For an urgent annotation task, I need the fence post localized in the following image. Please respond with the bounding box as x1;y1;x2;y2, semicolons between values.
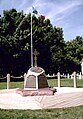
7;74;10;89
73;72;77;88
57;72;61;87
67;73;70;79
79;72;82;79
24;73;26;88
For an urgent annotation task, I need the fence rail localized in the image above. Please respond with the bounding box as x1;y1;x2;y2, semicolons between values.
0;76;7;80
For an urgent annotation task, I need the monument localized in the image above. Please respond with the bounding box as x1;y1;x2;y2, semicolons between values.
16;49;56;96
24;67;48;89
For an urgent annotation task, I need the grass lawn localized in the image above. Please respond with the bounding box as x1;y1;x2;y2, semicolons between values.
0;106;83;119
0;81;24;89
48;78;83;88
0;78;83;119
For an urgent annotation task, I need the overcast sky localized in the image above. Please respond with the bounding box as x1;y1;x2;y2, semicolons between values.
0;0;83;41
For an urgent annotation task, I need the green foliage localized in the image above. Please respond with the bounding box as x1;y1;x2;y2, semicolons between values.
0;8;83;75
65;36;83;73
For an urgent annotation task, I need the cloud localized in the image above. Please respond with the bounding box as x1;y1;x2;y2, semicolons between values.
48;0;83;23
0;0;34;15
24;0;83;27
64;26;83;41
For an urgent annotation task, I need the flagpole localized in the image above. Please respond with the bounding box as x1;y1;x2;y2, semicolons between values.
31;11;33;67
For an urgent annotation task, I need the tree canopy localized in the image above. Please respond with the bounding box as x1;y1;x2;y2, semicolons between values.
0;8;83;76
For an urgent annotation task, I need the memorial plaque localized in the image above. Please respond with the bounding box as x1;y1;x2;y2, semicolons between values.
38;74;48;88
25;75;36;88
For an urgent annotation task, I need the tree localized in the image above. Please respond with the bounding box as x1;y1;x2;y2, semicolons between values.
0;8;82;76
65;36;83;73
50;27;66;73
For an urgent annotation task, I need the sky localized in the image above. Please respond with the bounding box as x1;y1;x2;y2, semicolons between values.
0;0;83;41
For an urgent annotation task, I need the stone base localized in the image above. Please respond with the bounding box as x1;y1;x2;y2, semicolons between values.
16;88;56;96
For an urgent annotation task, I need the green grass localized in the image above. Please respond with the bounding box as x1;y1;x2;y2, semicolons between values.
0;106;83;119
0;79;83;89
48;78;83;88
0;82;24;89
